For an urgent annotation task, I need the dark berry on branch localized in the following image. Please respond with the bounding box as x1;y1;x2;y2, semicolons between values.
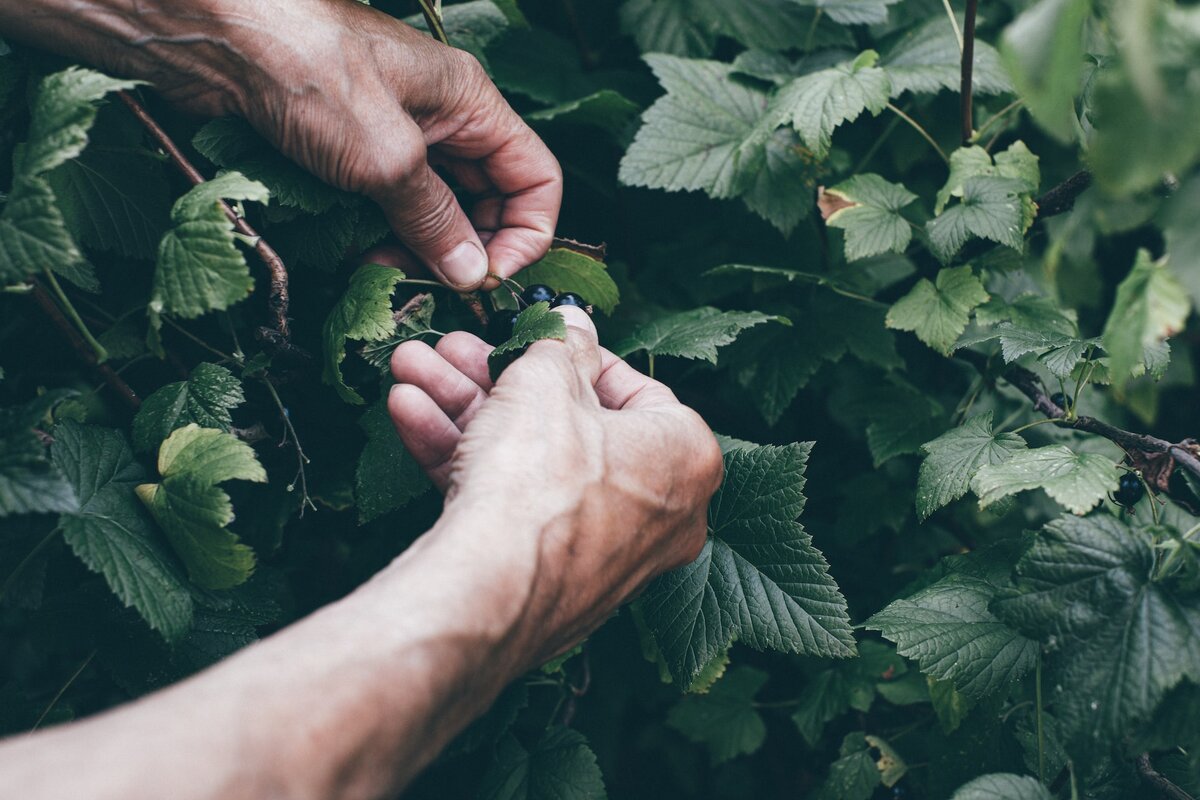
487;309;519;346
520;284;555;306
1050;392;1070;411
551;292;587;309
1115;472;1145;508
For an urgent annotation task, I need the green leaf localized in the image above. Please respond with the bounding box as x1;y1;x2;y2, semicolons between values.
808;0;901;26
792;641;908;744
1101;249;1190;390
322;263;407;404
136;425;266;590
46;145;170;260
618;0;818;58
916;412;1027;521
951;773;1053;800
928;676;972;733
1000;0;1092;142
667;666;767;763
614;307;779;364
618;56;772;201
972;445;1120;515
526;90;641;140
935;143;1040;215
359;293;437;371
355;399;429;524
740;127;818;235
773;50;891;159
0;395;79;517
488;301;569;382
812;733;881;800
477;726;606;800
151;171;270;319
22;67;140;177
0;174;86;286
994;514;1200;757
640;444;855;685
515;248;620;314
882;16;1012;97
886;266;990;354
927;177;1027;263
822;174;917;261
863;383;945;467
132;363;245;453
867;574;1038;699
52;421;192;640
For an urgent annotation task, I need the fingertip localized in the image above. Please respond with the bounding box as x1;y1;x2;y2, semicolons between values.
390;339;436;382
554;305;597;339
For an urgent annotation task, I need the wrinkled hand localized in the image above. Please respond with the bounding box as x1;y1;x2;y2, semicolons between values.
387;308;724;665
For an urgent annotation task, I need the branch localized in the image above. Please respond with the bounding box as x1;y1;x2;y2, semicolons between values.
1136;753;1196;800
30;283;141;410
117;91;304;361
1036;170;1093;218
960;0;978;145
956;349;1200;494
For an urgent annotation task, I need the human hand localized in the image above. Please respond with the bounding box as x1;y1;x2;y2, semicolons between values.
386;308;724;666
2;0;561;290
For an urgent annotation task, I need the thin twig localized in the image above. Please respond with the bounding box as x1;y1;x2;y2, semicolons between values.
32;650;96;730
887;103;950;164
30;283;140;409
960;0;979;145
261;378;315;514
1136;753;1196;800
416;0;449;46
117;91;296;351
974;99;1025;144
941;0;964;51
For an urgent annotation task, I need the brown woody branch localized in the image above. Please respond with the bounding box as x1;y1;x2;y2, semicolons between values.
956;349;1200;493
30;283;141;410
960;0;979;145
117;91;300;357
1136;753;1196;800
1037;170;1093;219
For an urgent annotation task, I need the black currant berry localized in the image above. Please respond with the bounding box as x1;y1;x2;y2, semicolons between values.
1114;472;1145;508
550;292;587;309
1050;392;1070;412
892;784;911;799
520;284;555;306
486;309;519;346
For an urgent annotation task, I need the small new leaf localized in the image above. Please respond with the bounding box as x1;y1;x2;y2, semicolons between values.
917;412;1027;520
322;263;407;404
927;176;1027;263
488;302;567;382
136;425;267;590
972;445;1120;515
133;363;245;453
886;266;989;354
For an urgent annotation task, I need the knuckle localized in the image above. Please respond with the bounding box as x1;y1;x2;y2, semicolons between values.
365;139;427;196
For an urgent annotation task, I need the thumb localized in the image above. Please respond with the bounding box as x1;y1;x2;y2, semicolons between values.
521;306;601;387
375;160;489;290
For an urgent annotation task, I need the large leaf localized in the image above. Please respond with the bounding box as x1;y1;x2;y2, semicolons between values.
886;266;989;355
773;50;891;159
927;177;1027;263
972;445;1120;514
132;363;245;453
22;68;139;177
951;774;1053;800
322;263;407;404
994;514;1200;756
867;574;1039;699
618;0;818;58
355;399;430;524
52;421;192;640
916;412;1027;520
882;16;1012;97
935;143;1040;215
822;174;917;261
515;248;620;315
1101;249;1190;390
151;172;270;318
614;307;779;364
666;666;767;763
477;726;606;800
136;425;266;590
0;174;86;286
618;56;772;201
640;444;855;685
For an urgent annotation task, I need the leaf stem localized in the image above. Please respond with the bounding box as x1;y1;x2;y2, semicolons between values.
886;103;949;164
41;268;107;362
803;8;824;53
973;99;1025;143
261;378;316;514
32;649;96;730
941;0;964;51
1008;417;1060;436
647;353;656;380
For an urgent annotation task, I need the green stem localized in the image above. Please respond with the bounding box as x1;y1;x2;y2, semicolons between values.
803;8;823;53
261;378;316;514
647;354;656;380
941;0;964;51
1009;417;1061;436
41;268;107;362
33;649;96;730
1036;653;1046;785
0;526;61;603
886;103;949;164
416;0;449;45
825;282;889;308
1070;346;1097;412
161;316;240;365
973;99;1025;143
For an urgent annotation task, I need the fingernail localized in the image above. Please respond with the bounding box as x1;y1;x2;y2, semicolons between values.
440;241;487;288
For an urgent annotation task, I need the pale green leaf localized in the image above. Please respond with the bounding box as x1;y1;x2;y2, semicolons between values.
773;51;891;158
867;574;1039;699
618;0;819;58
882;16;1012;97
515;248;620;314
807;0;902;27
916;412;1027;520
640;444;855;685
322;263;407;404
951;774;1053;800
935;143;1039;215
477;726;606;800
823;173;917;261
972;445;1120;514
886;266;989;354
667;666;767;763
927;177;1027;263
614;307;779;364
22;67;140;177
132;363;245;453
488;301;568;381
1101;249;1190;390
52;421;192;640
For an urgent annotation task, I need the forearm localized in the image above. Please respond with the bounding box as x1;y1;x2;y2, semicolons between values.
0;508;533;800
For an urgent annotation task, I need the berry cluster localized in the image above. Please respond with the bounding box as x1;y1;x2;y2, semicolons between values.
486;284;590;346
1114;472;1145;510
